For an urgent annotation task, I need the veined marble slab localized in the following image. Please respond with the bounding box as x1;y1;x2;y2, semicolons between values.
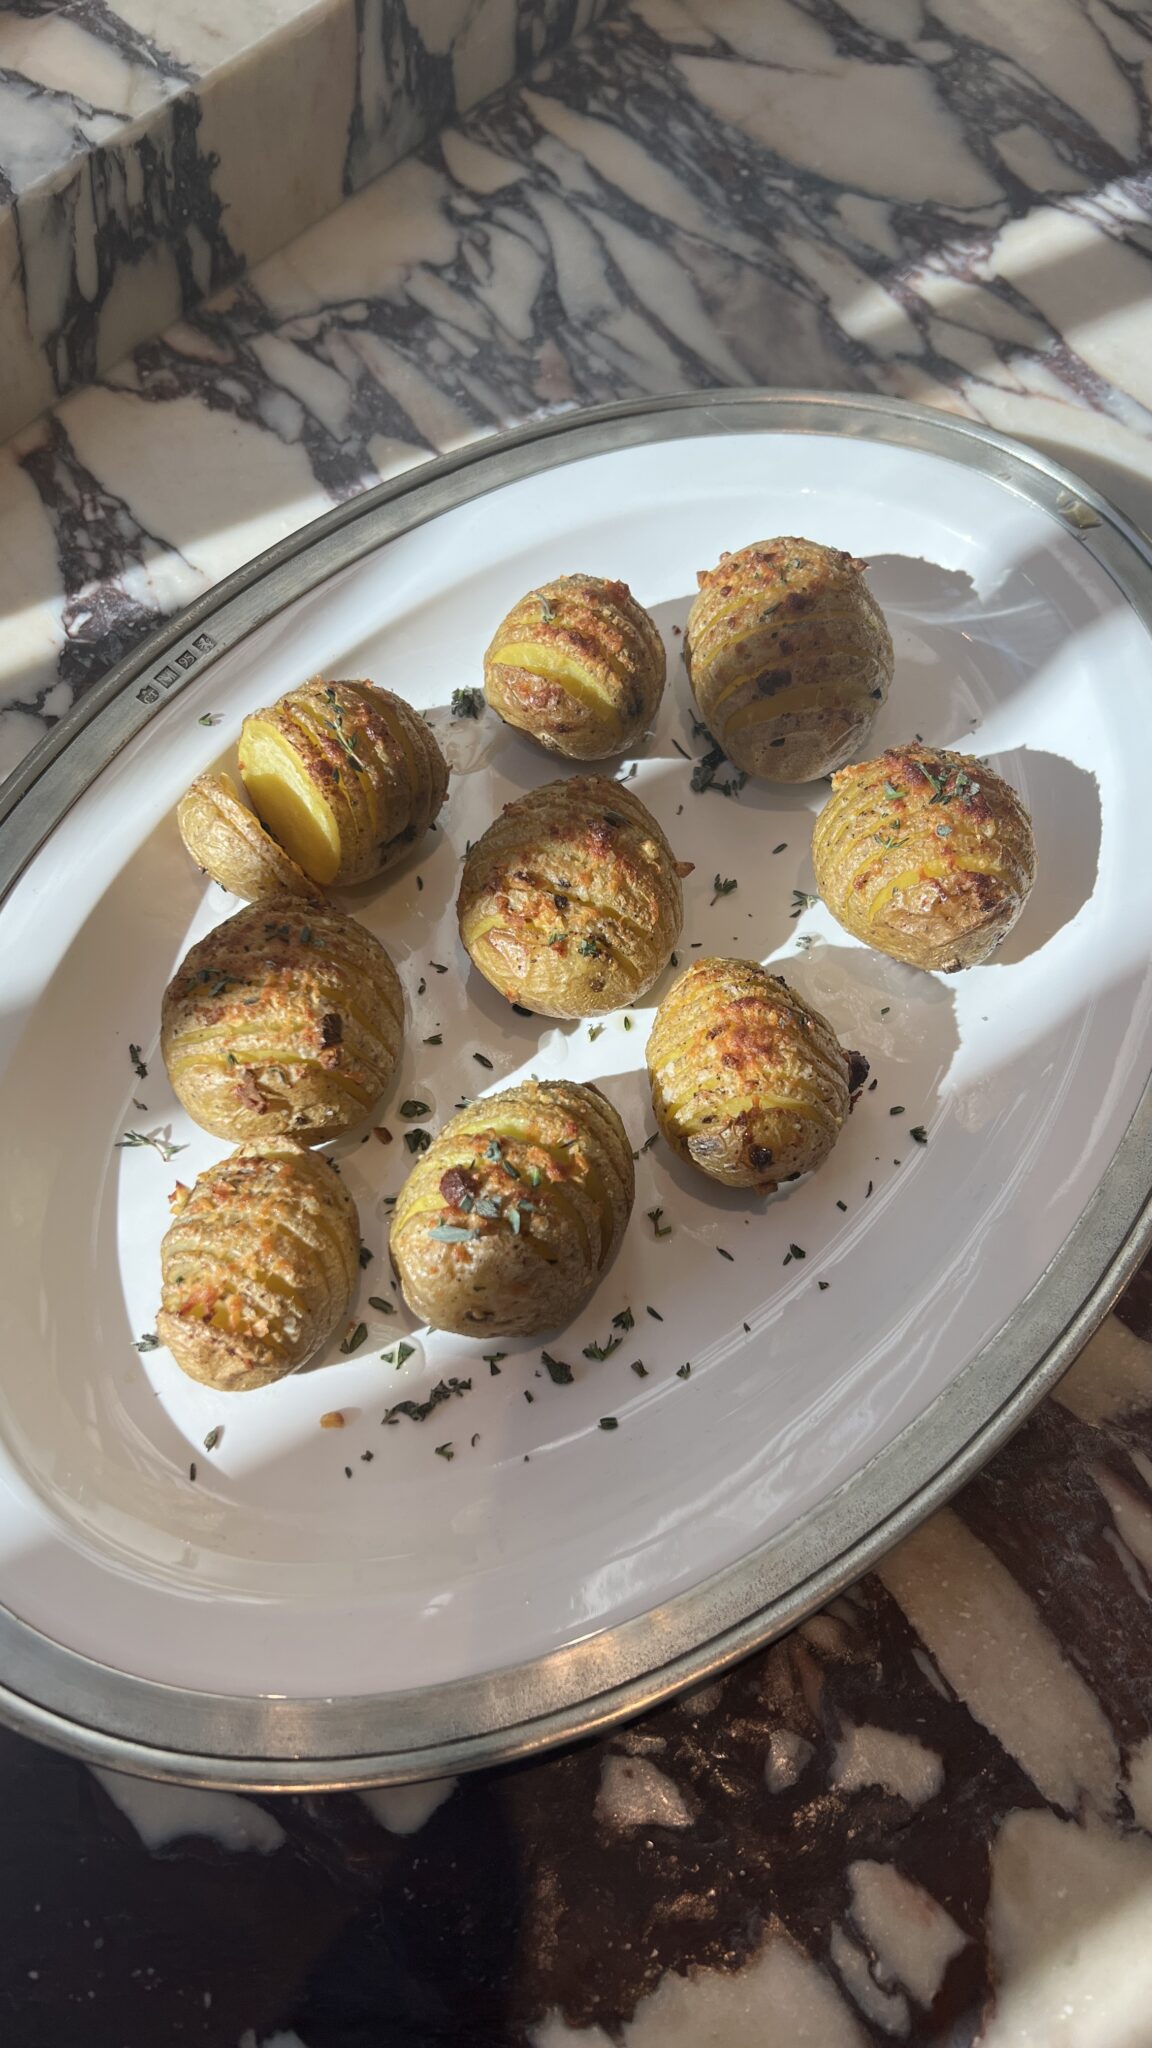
0;0;612;442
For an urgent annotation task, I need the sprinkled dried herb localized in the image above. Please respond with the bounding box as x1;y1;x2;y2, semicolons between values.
910;1125;929;1144
790;890;819;920
612;1307;634;1332
400;1100;430;1119
676;1363;691;1380
405;1128;432;1154
473;1052;493;1069
451;688;484;719
599;1416;619;1430
647;1207;671;1239
117;1129;186;1162
631;1360;648;1377
203;1426;222;1451
129;1044;147;1079
340;1322;367;1355
711;874;737;904
541;1350;574;1384
134;1333;159;1352
582;1332;622;1361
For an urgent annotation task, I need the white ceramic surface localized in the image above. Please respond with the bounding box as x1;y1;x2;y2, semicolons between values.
0;427;1146;1703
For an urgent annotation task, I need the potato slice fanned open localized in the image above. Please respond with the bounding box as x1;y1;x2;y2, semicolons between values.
158;1138;360;1391
161;896;404;1141
812;743;1036;972
647;957;866;1192
457;777;689;1018
685;537;893;782
238;679;448;886
484;573;665;760
176;770;325;904
390;1080;634;1336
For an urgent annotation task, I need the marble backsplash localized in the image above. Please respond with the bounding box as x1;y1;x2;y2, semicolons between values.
0;0;612;446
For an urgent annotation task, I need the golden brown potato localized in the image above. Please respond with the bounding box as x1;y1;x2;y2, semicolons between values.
684;537;893;782
483;573;666;760
390;1080;634;1336
238;678;448;886
812;743;1036;972
161;896;404;1141
176;771;326;904
647;957;866;1192
157;1138;360;1391
457;777;689;1018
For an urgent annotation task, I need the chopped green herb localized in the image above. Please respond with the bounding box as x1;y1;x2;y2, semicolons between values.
717;1246;733;1262
400;1099;430;1119
423;1033;443;1046
772;843;787;855
880;1007;890;1017
524;1390;534;1403
818;1280;830;1291
578;936;601;958
416;875;424;890
203;1426;222;1451
134;1332;159;1352
129;1044;147;1080
537;1350;574;1385
431;962;448;974
536;593;555;622
883;780;904;800
866;1179;874;1197
711;874;737;904
630;1359;649;1377
889;1105;905;1116
417;976;427;996
198;712;222;727
484;1353;505;1375
368;1296;395;1315
473;1052;494;1069
583;1332;622;1361
385;1374;470;1425
116;1129;186;1162
836;1199;848;1212
612;1307;635;1332
588;1023;605;1042
358;1243;373;1268
427;1221;473;1240
670;951;679;967
790;890;819;920
451;688;484;719
189;1462;197;1482
676;1363;691;1380
405;1128;432;1154
340;1322;368;1355
435;1442;455;1460
622;1014;633;1031
647;1206;672;1239
647;1305;664;1321
599;1416;619;1430
910;1125;929;1144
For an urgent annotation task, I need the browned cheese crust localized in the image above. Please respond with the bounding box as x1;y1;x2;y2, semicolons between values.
457;777;690;1018
684;536;893;782
158;1137;359;1390
812;743;1036;972
238;678;448;886
390;1080;634;1337
175;770;325;904
484;573;666;760
161;896;404;1140
647;956;866;1191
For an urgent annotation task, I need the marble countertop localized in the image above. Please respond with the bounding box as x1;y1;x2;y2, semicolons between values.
4;3;1152;2043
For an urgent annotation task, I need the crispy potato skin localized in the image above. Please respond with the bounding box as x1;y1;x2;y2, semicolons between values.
238;678;448;886
390;1080;634;1336
457;777;688;1018
812;743;1036;972
684;537;893;782
484;573;666;760
176;771;325;904
161;896;404;1141
647;957;863;1191
157;1138;359;1390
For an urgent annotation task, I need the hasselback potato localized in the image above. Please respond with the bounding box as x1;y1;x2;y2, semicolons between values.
812;743;1036;972
483;573;666;759
161;896;404;1140
390;1080;634;1336
457;777;689;1018
647;957;866;1191
238;678;448;886
176;770;325;904
157;1138;360;1391
684;537;893;782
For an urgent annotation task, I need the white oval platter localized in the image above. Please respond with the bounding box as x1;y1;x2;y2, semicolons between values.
1;391;1151;1787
